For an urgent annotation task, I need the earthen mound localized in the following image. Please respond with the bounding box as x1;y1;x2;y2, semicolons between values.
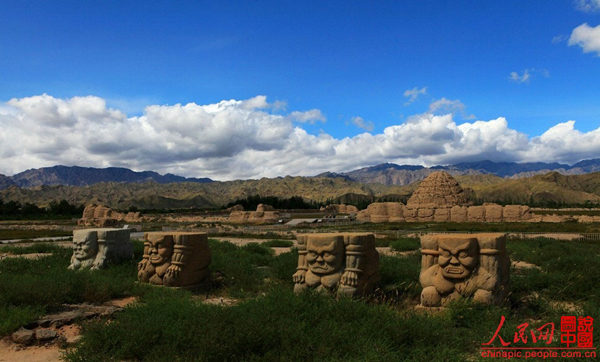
407;171;471;208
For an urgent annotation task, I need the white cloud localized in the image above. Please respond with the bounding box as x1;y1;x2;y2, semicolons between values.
1;94;599;180
569;23;600;56
509;68;549;84
552;34;568;44
509;70;531;83
575;0;600;13
349;116;374;132
287;109;326;123
403;87;427;105
427;98;475;120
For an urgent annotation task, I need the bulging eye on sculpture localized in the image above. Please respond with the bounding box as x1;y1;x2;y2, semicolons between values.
306;251;318;261
441;249;451;257
459;251;467;258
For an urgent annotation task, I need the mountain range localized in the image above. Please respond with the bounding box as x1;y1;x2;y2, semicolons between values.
0;161;599;210
1;159;599;191
0;165;212;189
319;159;600;186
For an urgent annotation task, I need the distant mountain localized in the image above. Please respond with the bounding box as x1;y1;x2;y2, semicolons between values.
456;172;600;205
445;160;571;177
0;176;410;209
0;173;16;190
6;165;212;189
2;171;599;210
320;159;600;186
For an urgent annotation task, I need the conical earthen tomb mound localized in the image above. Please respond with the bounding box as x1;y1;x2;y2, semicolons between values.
407;171;471;208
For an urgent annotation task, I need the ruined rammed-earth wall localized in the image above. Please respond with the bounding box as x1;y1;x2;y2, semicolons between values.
356;202;533;223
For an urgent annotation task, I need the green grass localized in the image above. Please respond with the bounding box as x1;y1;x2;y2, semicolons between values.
1;236;598;361
533;209;600;216
389;237;420;252
262;239;294;247
0;229;72;240
0;241;149;336
0;242;67;254
64;288;510;362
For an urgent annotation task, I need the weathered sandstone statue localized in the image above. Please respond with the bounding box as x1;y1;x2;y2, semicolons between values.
138;232;211;287
293;233;379;296
419;233;510;307
69;228;133;270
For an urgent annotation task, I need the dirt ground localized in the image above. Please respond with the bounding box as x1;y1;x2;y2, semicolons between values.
0;297;138;362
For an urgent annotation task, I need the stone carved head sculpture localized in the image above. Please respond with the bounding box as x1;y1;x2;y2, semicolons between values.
68;230;98;270
69;228;133;271
138;232;212;287
306;237;344;275
294;233;380;297
138;234;174;285
419;234;510;308
148;233;174;266
438;238;478;279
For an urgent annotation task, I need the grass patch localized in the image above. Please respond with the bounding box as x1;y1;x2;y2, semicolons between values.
0;242;67;254
0;229;72;240
262;239;294;248
1;235;599;360
208;240;296;298
0;240;149;336
64;288;508;362
533;209;600;216
389;237;420;252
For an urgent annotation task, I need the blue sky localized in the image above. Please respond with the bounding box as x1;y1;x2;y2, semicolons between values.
1;1;600;179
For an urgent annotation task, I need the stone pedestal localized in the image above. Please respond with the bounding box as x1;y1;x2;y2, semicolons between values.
293;233;379;297
419;233;510;307
69;228;133;270
138;232;211;287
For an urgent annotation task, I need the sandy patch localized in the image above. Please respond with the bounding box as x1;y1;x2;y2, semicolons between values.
512;261;541;270
376;247;418;257
0;338;62;362
106;296;138;308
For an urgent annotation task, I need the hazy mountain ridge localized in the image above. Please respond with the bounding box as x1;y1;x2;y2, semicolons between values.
8;165;212;189
2;159;599;191
320;158;600;186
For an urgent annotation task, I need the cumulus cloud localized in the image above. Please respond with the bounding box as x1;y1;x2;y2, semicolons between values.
575;0;600;13
1;94;599;180
403;87;427;105
286;109;326;123
349;116;374;132
569;23;600;56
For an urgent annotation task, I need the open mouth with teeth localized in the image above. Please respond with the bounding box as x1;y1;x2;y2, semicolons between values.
445;267;464;274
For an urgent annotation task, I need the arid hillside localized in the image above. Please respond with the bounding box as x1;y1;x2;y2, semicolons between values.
1;172;599;210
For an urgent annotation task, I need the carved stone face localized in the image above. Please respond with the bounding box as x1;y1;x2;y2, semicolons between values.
147;234;174;265
438;238;478;279
73;232;98;260
306;237;344;275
